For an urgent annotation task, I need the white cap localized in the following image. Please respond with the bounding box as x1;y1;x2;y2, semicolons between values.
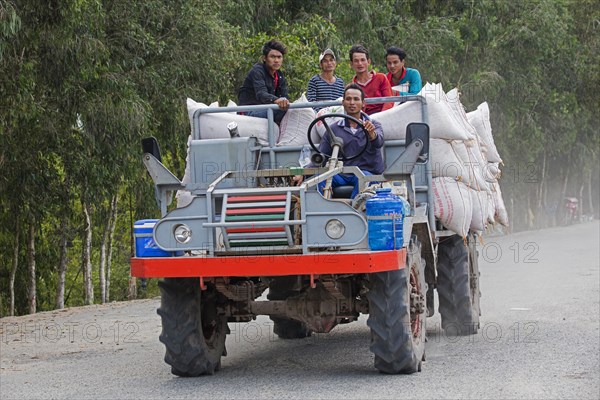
319;49;336;63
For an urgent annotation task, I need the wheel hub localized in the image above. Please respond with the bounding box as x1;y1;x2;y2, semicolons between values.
409;269;425;338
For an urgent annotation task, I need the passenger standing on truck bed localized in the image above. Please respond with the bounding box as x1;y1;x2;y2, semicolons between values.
238;39;290;124
307;48;345;111
293;83;384;199
385;46;422;96
349;44;394;115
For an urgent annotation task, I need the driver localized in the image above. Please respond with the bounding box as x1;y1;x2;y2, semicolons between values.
293;83;384;199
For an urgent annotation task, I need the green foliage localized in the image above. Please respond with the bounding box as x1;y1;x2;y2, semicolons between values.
238;16;347;100
0;0;598;315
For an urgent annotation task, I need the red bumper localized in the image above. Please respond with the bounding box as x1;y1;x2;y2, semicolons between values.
130;249;406;278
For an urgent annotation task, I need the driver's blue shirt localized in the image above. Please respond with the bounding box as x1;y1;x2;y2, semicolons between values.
317;113;385;174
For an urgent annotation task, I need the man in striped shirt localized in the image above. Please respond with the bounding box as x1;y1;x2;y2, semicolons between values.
307;49;345;111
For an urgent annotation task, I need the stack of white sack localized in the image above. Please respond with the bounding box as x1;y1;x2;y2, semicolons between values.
178;98;277;207
187;95;322;147
371;82;477;141
444;89;508;234
462;97;508;229
370;83;508;236
186;98;278;145
178;96;313;207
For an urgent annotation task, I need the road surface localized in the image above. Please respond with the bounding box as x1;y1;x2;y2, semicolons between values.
1;221;598;399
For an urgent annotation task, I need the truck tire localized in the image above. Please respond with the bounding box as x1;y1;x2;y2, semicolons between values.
436;234;481;335
267;277;312;339
367;238;427;374
157;278;228;376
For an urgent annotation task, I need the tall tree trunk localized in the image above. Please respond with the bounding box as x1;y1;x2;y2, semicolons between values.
27;221;36;314
579;182;585;221
128;192;136;300
509;196;514;233
587;169;594;216
128;276;137;300
527;191;534;230
561;159;570;201
99;229;107;304
9;220;20;316
537;153;546;228
99;194;118;304
543;180;551;227
106;194;118;303
55;218;69;309
82;201;94;305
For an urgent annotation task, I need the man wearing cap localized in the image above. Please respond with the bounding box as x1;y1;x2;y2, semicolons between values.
349;44;394;115
238;39;290;124
385;46;422;96
307;49;345;111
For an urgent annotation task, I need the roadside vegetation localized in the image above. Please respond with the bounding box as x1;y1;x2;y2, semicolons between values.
1;0;598;316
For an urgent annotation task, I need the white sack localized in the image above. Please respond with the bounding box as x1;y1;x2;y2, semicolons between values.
484;162;501;183
466;102;502;163
392;83;410;94
371;83;474;141
492;182;509;227
313;105;345;139
430;139;468;182
487;191;496;224
432;177;472;237
470;188;489;233
277;94;317;146
465;138;499;187
370;100;422;140
445;88;479;139
452;140;489;191
186;98;277;145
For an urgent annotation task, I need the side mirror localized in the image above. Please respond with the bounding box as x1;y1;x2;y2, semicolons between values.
141;137;162;162
406;123;429;164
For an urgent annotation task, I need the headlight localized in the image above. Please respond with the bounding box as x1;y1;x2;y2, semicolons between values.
173;224;192;244
325;219;345;239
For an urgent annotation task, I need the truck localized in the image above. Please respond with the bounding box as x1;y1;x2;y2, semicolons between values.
132;96;481;376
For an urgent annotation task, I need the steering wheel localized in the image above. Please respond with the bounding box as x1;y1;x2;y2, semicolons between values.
307;113;369;162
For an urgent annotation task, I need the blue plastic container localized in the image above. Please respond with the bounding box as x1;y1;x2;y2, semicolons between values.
134;219;173;257
366;188;404;250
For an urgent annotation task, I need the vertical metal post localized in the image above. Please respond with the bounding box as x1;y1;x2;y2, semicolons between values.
420;99;436;231
267;108;276;168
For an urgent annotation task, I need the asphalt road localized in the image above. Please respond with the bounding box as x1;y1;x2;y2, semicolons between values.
1;221;598;399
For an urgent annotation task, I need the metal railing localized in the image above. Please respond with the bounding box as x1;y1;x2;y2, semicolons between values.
191;95;435;230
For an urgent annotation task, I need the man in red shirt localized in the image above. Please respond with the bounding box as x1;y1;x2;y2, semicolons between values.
349;44;394;115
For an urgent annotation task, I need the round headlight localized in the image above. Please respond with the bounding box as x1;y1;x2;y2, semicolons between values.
173;224;192;244
325;219;345;240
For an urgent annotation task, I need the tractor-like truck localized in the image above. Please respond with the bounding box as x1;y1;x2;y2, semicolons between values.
132;97;481;376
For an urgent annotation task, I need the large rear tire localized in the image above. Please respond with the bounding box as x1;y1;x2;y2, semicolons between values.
157;278;228;376
436;234;481;335
367;237;427;374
